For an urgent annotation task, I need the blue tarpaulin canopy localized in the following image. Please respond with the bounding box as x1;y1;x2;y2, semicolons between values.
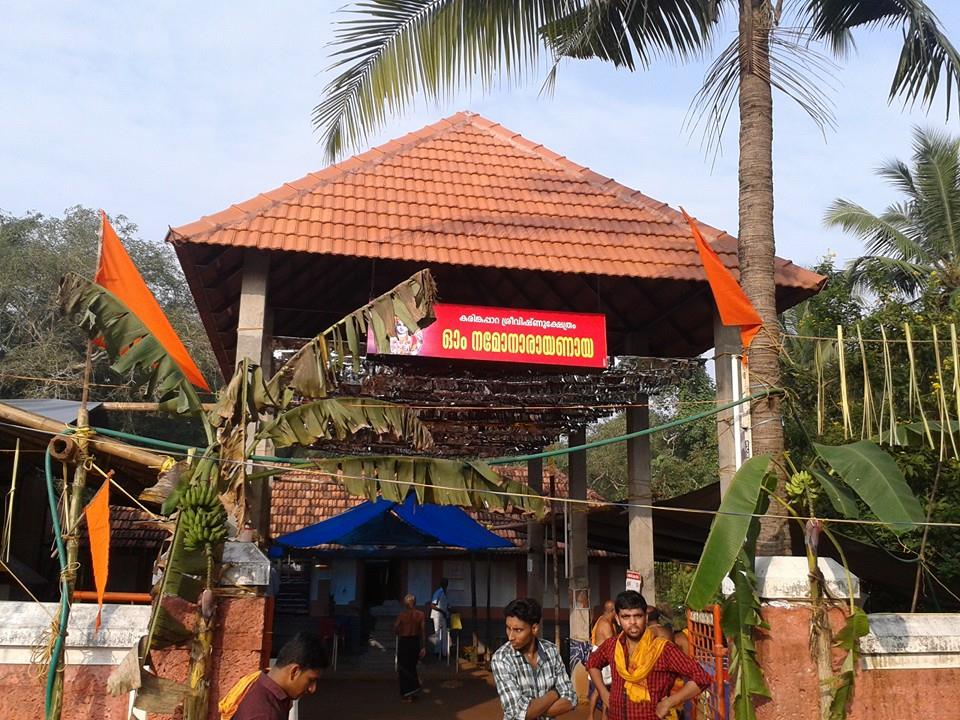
270;494;512;556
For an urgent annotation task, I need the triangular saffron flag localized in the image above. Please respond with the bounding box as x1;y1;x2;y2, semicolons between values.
84;481;111;631
96;210;209;390
681;208;763;355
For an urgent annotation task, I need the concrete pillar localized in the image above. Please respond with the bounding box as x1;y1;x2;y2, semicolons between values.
526;457;545;603
568;427;590;642
235;249;273;541
235;249;271;368
714;314;744;496
626;403;655;605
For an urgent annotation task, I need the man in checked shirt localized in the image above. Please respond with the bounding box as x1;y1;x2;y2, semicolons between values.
587;591;711;720
491;598;579;720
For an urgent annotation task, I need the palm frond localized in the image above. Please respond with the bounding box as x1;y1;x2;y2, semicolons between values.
267;269;437;401
255;397;433;450
909;126;960;257
800;0;960;115
306;455;546;516
876;157;917;198
57;272;205;418
544;0;714;70
314;1;571;161
686;26;837;161
846;255;928;295
825;199;917;254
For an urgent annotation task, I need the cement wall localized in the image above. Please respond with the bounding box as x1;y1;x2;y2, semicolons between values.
756;604;960;720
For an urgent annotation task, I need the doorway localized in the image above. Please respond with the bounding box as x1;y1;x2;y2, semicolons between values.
362;558;401;610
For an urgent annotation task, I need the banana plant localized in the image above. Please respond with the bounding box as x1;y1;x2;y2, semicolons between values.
686;440;924;720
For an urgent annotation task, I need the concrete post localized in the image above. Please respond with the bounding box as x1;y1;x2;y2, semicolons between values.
568;427;590;642
235;249;272;542
235;249;271;368
526;457;545;603
714;315;744;496
626;403;655;605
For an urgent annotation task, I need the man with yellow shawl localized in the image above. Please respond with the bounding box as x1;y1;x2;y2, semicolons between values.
586;592;710;720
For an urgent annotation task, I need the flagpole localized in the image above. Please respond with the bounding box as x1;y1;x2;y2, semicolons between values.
47;212;104;720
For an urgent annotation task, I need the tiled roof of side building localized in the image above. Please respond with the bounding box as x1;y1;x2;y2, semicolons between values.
167;111;823;291
269;463;600;547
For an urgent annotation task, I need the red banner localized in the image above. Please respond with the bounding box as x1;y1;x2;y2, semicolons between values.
370;303;607;368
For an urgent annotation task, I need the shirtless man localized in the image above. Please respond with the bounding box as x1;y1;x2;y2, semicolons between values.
589;601;618;719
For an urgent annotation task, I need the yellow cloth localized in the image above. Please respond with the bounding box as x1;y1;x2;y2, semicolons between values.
613;630;668;703
218;671;262;720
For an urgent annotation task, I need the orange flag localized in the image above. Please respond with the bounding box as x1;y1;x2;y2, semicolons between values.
84;482;111;631
96;210;209;390
682;208;763;355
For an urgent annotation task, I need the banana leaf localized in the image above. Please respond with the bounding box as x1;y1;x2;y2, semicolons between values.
256;397;433;450
267;269;437;401
686;455;773;610
57;272;204;416
305;455;546;518
812;470;860;519
829;607;869;720
721;553;772;720
813;441;924;533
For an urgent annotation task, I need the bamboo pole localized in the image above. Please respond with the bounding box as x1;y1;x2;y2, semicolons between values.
49;340;95;720
100;401;215;412
0;401;167;470
837;326;852;439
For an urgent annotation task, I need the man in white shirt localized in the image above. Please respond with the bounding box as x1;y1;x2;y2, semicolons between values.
430;578;450;658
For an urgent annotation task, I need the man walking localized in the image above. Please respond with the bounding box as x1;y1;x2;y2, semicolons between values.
430;577;450;658
491;598;578;720
220;632;327;720
587;591;709;720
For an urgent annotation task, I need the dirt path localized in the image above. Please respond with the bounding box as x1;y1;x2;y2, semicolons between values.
299;671;592;720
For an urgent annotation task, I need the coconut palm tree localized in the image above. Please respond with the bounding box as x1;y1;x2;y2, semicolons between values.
827;126;960;301
313;0;960;554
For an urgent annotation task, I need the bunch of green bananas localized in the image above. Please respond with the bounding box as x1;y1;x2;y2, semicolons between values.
786;470;818;501
180;482;229;551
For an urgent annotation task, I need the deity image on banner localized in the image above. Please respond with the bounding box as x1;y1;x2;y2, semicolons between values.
389;320;424;356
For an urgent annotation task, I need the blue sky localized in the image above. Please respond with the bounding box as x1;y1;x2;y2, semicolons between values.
3;1;960;270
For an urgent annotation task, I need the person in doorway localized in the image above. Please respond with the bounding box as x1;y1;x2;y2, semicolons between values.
589;600;619;719
587;591;710;720
394;593;427;702
491;598;578;720
219;632;328;720
430;577;451;658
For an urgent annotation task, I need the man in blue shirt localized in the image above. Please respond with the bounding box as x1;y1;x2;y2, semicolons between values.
491;598;578;720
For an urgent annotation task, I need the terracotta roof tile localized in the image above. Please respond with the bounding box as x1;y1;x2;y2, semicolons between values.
168;112;824;291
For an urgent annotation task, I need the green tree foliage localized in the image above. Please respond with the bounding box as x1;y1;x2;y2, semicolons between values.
0;206;218;442
781;193;960;612
553;364;718;502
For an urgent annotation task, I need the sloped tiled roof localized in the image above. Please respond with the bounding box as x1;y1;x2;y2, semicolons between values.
78;507;168;549
167;112;819;289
